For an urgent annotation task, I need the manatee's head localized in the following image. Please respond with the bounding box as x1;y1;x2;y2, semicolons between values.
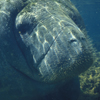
14;0;94;83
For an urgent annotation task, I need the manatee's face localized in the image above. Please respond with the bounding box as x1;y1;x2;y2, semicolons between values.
15;1;93;83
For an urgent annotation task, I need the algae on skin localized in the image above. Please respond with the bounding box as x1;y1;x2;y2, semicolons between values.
78;52;100;100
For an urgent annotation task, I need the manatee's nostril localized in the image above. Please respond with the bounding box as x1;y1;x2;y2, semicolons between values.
81;37;85;40
69;39;77;43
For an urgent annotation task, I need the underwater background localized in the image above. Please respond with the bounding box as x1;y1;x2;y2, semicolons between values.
71;0;100;51
71;0;100;100
0;0;99;100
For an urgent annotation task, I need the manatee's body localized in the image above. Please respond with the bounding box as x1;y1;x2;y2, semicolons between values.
0;0;94;100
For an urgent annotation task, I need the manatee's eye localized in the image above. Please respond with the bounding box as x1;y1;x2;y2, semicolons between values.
16;15;37;35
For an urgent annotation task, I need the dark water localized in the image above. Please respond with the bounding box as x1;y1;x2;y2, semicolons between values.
71;0;100;51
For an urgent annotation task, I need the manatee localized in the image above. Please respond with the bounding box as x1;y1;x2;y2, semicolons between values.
0;0;94;100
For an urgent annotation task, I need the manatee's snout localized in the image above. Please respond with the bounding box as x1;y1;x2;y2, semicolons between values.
15;1;94;83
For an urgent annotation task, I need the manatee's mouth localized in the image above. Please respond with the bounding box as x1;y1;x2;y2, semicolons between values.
35;28;84;81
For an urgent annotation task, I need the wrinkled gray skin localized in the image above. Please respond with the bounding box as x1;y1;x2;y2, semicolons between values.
0;0;94;100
